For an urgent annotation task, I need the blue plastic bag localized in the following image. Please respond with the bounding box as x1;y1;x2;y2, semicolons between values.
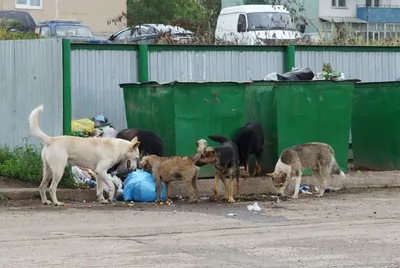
123;169;167;202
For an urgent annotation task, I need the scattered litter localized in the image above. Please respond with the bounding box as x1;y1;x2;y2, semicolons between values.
270;195;280;203
71;166;97;188
247;202;261;211
227;213;237;217
86;205;92;208
299;185;313;195
199;196;209;201
299;186;310;191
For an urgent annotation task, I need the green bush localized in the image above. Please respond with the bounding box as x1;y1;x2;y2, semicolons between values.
0;18;36;40
0;143;78;189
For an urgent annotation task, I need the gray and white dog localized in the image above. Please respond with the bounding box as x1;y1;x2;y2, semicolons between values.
266;142;345;198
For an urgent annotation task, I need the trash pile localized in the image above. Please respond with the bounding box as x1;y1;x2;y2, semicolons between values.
263;64;345;82
71;115;117;138
69;114;165;203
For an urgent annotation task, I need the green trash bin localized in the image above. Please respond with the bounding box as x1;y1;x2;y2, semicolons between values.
120;81;279;178
276;80;355;174
121;81;246;178
352;82;400;170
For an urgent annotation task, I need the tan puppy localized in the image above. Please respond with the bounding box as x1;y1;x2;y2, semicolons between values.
139;152;201;204
29;105;140;206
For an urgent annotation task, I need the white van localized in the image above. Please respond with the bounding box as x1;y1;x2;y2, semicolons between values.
215;5;302;45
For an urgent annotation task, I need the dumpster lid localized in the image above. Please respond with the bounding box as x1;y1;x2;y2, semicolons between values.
119;80;254;88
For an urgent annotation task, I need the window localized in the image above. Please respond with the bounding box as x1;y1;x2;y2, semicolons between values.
55;25;93;38
115;29;132;40
247;12;293;31
366;0;379;6
39;26;50;37
332;0;346;8
16;0;42;9
237;14;247;32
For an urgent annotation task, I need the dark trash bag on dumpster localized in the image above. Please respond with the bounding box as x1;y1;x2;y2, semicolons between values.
123;169;167;202
277;67;314;81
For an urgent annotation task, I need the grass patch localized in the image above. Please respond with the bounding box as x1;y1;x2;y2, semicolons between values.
0;142;78;189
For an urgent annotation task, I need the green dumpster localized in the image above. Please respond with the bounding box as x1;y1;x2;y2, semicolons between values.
276;80;355;174
352;82;400;170
120;81;278;178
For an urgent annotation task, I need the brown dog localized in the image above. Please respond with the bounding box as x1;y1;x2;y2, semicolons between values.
139;152;201;203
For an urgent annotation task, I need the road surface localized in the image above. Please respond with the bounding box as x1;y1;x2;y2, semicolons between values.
0;188;399;268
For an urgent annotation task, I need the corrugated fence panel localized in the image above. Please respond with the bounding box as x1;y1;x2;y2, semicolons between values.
0;39;63;148
71;49;139;131
296;50;400;82
149;49;285;83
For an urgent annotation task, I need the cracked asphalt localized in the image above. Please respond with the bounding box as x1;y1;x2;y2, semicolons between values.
1;188;400;268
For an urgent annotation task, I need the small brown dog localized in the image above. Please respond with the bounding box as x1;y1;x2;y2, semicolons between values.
139;152;201;203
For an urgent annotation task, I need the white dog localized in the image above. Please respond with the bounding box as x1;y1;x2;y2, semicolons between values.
29;105;140;206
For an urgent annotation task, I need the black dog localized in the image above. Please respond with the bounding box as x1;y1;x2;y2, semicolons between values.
234;121;265;177
196;135;240;203
107;128;164;178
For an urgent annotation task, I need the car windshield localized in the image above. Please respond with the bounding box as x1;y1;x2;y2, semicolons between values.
247;12;293;31
55;25;94;38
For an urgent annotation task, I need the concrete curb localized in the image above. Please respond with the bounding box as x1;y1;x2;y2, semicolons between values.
1;171;399;202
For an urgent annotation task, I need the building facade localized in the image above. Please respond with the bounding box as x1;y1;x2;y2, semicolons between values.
319;0;400;41
222;0;400;40
0;0;126;38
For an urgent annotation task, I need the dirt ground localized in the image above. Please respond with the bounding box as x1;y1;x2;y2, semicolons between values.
0;187;400;268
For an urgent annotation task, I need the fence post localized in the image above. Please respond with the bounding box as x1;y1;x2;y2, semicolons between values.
138;44;149;82
62;39;72;136
285;45;296;72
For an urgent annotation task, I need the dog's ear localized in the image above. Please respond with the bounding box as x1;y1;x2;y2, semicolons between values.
266;173;274;178
130;136;140;151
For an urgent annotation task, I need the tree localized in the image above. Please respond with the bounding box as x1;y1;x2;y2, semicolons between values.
108;0;221;42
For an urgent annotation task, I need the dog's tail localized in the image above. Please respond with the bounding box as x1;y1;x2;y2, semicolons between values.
331;157;345;178
208;135;230;144
29;105;52;145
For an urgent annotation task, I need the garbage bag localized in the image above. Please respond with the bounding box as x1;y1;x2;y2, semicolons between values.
92;115;111;128
102;126;117;138
263;72;279;81
277;67;314;81
123;169;167;202
71;118;95;135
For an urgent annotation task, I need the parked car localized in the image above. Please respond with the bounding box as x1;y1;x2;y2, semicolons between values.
215;5;301;45
0;10;36;32
108;23;195;44
35;20;110;43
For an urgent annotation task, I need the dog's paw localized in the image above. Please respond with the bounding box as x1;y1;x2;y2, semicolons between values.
100;199;110;204
291;194;299;199
42;200;52;205
54;202;64;206
228;198;236;203
188;199;199;204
